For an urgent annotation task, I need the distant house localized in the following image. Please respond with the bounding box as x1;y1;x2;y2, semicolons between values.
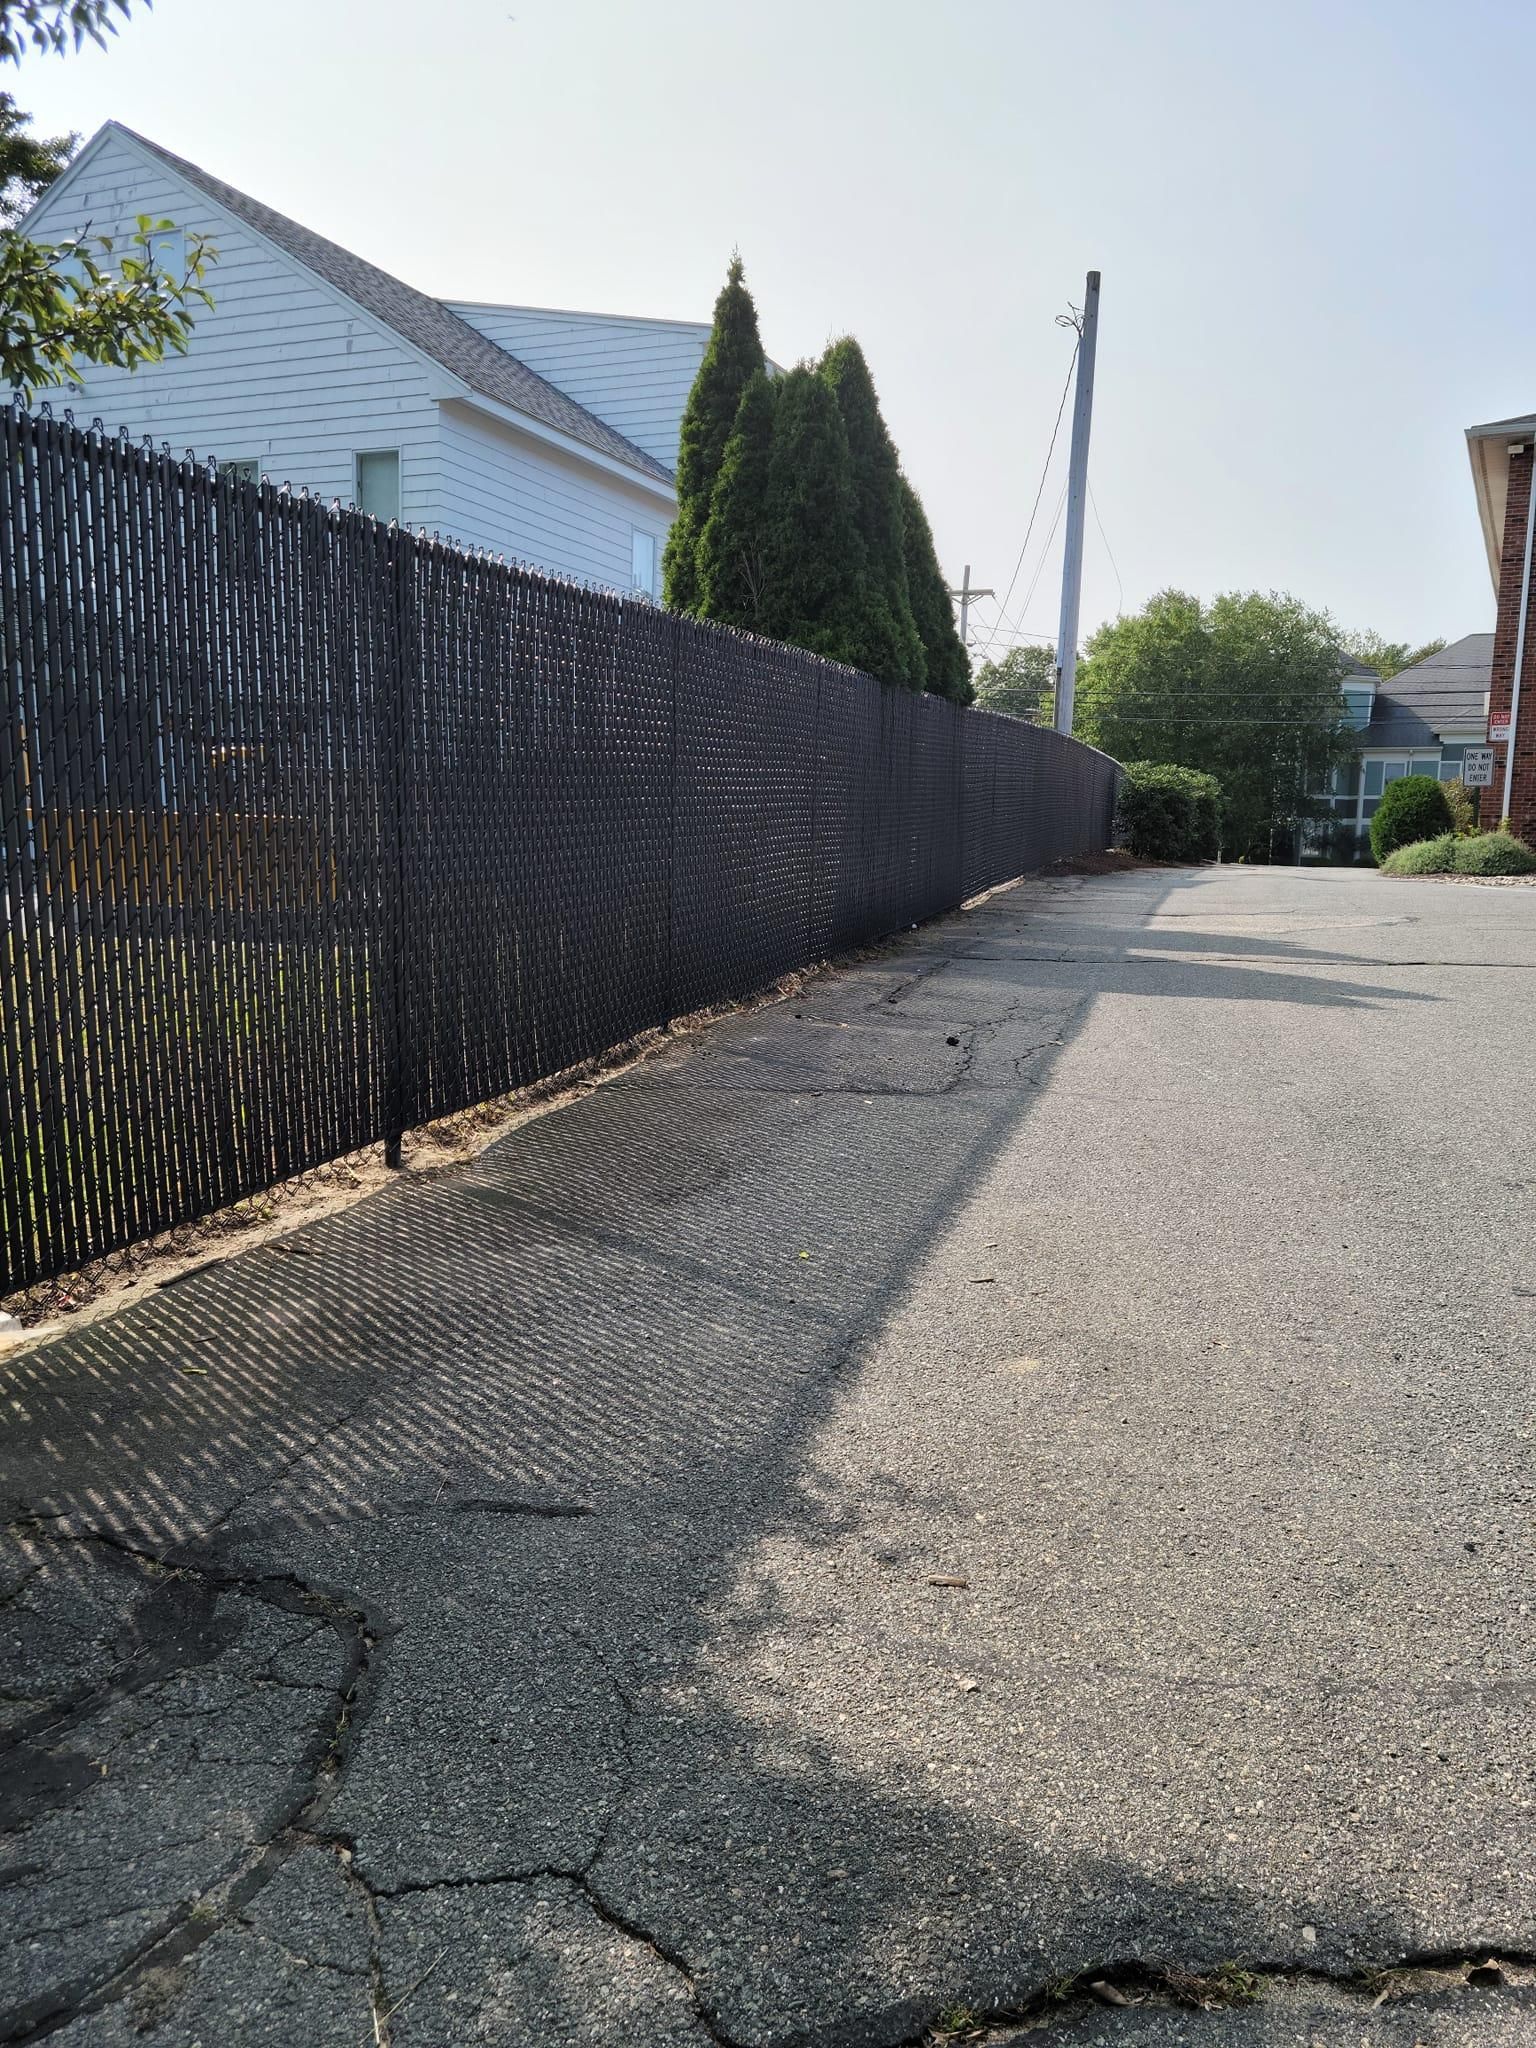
15;122;706;596
1307;638;1493;851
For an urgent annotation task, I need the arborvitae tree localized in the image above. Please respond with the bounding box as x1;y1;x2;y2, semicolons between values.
754;365;867;666
819;337;923;691
696;369;777;630
663;255;765;612
899;477;972;705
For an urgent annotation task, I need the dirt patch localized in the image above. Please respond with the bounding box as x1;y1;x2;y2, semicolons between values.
1040;849;1180;878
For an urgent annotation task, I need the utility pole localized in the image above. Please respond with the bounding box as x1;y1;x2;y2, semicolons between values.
1053;270;1101;737
946;563;993;647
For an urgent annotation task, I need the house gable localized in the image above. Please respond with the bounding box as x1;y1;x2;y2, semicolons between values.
15;124;444;517
445;304;709;472
114;127;673;488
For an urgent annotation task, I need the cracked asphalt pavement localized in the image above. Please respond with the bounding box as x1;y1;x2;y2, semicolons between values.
3;862;1535;2046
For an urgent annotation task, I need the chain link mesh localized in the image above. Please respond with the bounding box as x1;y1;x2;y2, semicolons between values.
2;405;1120;1290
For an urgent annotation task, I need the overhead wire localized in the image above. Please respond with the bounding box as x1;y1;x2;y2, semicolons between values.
972;483;1070;659
970;337;1078;659
1087;482;1123;617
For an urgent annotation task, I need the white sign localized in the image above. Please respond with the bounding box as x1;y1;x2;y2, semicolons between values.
1490;716;1513;743
1462;747;1496;789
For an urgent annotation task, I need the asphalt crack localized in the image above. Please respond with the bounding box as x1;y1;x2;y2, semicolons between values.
907;1950;1536;2044
0;1518;390;2045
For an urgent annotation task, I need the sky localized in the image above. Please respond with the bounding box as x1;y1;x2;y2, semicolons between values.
10;0;1532;657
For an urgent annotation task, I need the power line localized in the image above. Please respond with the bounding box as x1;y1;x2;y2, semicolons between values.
976;484;1070;660
972;338;1078;659
1087;482;1123;616
1079;689;1487;701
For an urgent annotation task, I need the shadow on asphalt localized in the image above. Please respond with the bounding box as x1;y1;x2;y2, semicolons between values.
0;871;1464;2044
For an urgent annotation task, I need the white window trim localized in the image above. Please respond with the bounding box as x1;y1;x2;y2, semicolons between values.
630;528;660;600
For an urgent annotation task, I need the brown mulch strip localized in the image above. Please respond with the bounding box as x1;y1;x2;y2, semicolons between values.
1040;849;1187;877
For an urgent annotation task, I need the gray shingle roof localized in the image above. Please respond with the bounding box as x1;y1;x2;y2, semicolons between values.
119;126;674;487
1358;632;1492;751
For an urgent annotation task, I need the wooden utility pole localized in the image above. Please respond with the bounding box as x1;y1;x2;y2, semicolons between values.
947;564;994;647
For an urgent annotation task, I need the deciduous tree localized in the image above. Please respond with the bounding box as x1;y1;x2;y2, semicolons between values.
0;91;73;223
974;642;1054;723
1338;628;1448;680
0;4;214;395
1075;589;1356;860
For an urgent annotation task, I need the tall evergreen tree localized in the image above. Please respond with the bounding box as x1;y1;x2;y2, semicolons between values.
696;369;777;629
754;365;867;666
663;255;766;612
819;337;923;691
899;478;972;704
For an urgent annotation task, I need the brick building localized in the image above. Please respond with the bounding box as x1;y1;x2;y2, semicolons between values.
1467;417;1536;836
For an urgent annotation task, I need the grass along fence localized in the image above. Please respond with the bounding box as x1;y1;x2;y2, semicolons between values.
2;403;1120;1291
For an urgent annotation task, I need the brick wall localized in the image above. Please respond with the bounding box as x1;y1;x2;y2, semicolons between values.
1484;442;1536;837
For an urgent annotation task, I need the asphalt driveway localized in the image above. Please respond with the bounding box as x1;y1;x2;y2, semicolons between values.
4;863;1535;2046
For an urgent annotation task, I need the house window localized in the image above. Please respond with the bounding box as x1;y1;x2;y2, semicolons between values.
218;458;259;485
356;450;401;523
631;529;659;600
145;227;187;278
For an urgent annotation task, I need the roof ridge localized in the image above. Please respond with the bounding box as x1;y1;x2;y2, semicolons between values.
110;124;673;487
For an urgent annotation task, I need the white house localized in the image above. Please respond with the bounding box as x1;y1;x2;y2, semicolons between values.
16;123;710;597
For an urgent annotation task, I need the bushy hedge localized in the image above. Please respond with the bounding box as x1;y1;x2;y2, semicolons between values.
1455;831;1536;875
1380;833;1458;875
1369;774;1454;863
1116;762;1224;861
1380;830;1536;877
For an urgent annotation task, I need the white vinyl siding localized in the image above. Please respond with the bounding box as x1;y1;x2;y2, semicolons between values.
446;303;706;471
16;126;678;592
16;128;442;521
437;400;671;589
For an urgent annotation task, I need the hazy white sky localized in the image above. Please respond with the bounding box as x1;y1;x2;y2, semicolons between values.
11;0;1529;653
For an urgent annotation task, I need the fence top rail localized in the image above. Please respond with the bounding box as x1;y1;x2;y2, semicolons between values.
4;397;1121;754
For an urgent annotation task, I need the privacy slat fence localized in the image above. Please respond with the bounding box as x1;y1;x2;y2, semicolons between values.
1;404;1119;1292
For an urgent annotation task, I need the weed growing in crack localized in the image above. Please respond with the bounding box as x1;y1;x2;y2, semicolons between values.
1157;1959;1263;2008
929;2005;985;2042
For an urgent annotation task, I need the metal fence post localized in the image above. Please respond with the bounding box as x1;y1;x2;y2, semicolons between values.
383;525;410;1168
0;402;1124;1294
663;608;680;1029
804;664;823;962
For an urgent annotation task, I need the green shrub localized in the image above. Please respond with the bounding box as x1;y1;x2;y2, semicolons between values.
1116;762;1224;861
1380;830;1536;877
1369;774;1454;862
1454;831;1536;876
1441;777;1478;836
1381;833;1457;875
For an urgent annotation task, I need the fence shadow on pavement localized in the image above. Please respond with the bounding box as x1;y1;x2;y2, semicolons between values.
0;873;1467;2043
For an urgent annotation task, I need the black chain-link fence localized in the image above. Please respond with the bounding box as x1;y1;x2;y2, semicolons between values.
2;404;1119;1290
